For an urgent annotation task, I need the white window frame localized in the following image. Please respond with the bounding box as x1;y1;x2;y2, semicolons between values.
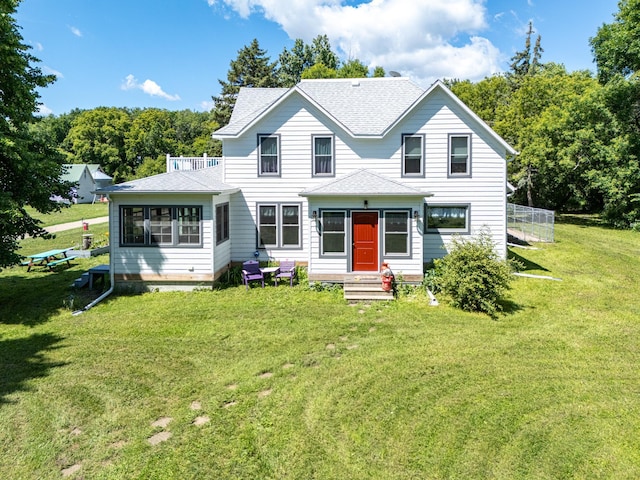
448;134;472;177
402;134;424;177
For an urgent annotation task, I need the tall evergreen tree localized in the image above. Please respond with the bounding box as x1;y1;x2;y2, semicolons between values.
0;0;72;267
212;39;278;127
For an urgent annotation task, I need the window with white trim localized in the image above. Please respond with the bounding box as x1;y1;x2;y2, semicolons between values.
449;134;471;176
120;206;202;246
384;211;410;255
215;203;229;244
258;203;301;248
402;134;424;176
258;134;280;176
313;135;334;176
425;205;469;233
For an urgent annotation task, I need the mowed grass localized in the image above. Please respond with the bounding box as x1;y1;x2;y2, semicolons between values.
0;218;639;479
25;203;108;227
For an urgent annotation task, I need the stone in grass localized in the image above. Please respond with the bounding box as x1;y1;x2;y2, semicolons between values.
259;371;273;379
61;463;81;477
190;401;202;411
148;431;172;445
151;416;172;428
193;416;210;426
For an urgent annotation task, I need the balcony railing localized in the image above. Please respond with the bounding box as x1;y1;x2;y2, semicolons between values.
166;154;221;172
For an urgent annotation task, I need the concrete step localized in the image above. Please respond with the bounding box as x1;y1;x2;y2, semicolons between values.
344;276;394;302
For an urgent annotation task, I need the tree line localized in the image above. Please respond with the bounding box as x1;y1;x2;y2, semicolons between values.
1;0;639;267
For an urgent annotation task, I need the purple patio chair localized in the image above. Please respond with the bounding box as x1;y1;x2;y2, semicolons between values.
242;260;264;289
274;260;296;286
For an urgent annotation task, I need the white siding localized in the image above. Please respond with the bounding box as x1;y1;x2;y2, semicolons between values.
223;88;508;276
110;194;215;282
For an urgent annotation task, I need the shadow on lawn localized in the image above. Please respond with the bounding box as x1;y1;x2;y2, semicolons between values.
0;333;67;405
0;266;102;326
508;250;550;273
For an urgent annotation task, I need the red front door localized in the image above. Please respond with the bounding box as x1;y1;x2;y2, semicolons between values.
352;211;379;272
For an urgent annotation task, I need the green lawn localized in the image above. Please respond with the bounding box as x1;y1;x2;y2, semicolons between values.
25;203;109;227
0;219;639;479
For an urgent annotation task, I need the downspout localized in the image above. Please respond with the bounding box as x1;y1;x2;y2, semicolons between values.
73;195;115;315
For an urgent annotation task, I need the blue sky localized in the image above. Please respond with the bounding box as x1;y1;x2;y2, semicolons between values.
16;0;620;116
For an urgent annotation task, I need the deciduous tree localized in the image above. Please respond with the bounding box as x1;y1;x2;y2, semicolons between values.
0;0;72;267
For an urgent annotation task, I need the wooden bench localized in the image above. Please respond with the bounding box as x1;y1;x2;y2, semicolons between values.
46;255;78;269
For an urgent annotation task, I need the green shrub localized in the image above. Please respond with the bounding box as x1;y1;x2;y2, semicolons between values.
432;231;518;317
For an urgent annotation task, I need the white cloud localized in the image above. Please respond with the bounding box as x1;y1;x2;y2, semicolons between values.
69;26;83;37
121;74;181;101
36;104;54;116
210;0;504;84
33;41;44;51
43;66;64;79
200;100;216;111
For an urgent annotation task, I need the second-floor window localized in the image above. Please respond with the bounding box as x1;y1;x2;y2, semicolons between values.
449;134;471;176
258;134;280;176
313;135;334;176
402;134;424;176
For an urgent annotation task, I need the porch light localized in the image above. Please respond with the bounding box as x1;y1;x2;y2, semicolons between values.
364;200;368;209
413;210;419;219
312;210;317;220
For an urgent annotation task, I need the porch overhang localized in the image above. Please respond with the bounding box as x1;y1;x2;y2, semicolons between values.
299;168;433;198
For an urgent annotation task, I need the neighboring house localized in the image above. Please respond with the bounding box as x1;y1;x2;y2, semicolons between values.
57;164;113;204
97;77;516;290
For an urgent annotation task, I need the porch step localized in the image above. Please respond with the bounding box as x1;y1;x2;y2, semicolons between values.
73;272;90;289
343;276;394;302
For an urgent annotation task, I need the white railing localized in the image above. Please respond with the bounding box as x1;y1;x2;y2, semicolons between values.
166;154;221;172
507;203;555;243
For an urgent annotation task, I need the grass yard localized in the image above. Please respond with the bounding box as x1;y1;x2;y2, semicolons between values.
0;218;639;479
25;203;109;227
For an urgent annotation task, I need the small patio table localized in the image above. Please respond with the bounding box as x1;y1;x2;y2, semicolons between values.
259;266;280;285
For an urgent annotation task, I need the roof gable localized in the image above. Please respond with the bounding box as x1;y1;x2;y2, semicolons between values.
212;78;516;155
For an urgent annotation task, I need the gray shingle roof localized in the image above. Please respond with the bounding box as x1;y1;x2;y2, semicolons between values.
214;78;424;138
297;78;424;136
299;169;431;197
96;166;238;195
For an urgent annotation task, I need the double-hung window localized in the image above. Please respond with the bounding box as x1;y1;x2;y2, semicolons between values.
321;211;346;255
384;211;410;255
402;134;424;176
215;203;229;244
313;135;334;176
258;134;280;176
449;134;471;176
425;205;470;234
258;204;301;248
120;206;202;246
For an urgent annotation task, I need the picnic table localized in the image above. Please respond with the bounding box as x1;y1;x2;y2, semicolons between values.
22;248;77;272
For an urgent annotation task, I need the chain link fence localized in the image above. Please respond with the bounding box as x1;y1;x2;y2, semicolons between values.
507;203;555;243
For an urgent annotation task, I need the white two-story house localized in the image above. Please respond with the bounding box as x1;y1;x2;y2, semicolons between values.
99;77;516;290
